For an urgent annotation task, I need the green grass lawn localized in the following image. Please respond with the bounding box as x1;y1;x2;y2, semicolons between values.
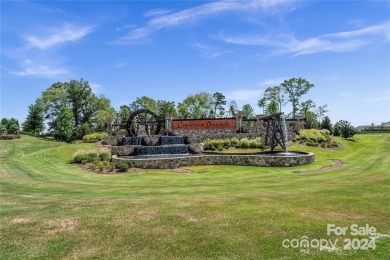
1;134;389;259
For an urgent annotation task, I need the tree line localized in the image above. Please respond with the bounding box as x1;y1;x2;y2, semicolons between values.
15;77;355;141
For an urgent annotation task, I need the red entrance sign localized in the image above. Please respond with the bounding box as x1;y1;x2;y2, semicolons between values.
172;119;236;130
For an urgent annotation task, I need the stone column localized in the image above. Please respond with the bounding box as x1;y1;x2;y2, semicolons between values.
165;115;173;134
235;115;243;133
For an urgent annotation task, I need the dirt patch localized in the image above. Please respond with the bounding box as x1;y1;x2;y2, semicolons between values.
386;137;390;142
177;213;200;223
137;210;158;221
293;159;346;174
0;168;10;177
46;218;77;235
11;217;30;223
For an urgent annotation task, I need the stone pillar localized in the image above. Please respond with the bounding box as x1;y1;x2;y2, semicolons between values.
295;117;305;130
235;115;243;133
165;115;173;134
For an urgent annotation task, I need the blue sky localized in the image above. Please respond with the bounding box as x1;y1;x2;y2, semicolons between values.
1;0;389;126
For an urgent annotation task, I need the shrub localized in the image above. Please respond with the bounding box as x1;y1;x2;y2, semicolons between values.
320;129;331;135
106;162;115;172
306;140;317;147
85;150;99;162
240;138;249;148
115;162;129;172
97;161;105;171
231;137;240;147
223;139;231;149
82;132;108;143
73;150;87;163
217;144;224;151
249;139;258;148
299;129;325;141
0;134;18;140
99;148;111;161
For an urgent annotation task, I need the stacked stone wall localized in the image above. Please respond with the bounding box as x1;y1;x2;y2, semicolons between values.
112;152;314;169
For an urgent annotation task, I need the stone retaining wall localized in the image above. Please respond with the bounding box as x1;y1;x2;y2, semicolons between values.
112;152;315;169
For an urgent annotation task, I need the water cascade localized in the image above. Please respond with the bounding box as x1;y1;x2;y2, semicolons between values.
281;113;288;152
123;136;142;146
132;135;189;157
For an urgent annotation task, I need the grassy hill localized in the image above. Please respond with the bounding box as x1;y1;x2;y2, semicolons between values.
1;134;389;259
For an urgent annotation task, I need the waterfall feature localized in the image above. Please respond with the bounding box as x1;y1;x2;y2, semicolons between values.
123;136;142;146
161;136;185;145
281;114;288;152
124;135;189;156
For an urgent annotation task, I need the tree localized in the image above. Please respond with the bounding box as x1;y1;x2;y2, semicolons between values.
8;119;20;135
130;96;158;114
157;100;177;118
304;111;319;129
257;97;267;114
0;122;7;135
265;100;279;115
54;107;74;142
177;92;212;119
317;104;328;127
65;79;97;127
228;100;238;117
281;78;314;118
338;120;356;139
37;79;102;141
299;99;316;118
22;101;45;135
93;97;116;132
117;105;131;123
321;116;332;133
264;86;285;113
333;122;341;136
212;92;227;118
242;104;254;118
1;118;20;135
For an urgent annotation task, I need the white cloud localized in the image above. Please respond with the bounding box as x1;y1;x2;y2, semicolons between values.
90;83;103;94
226;89;263;101
144;8;173;18
24;23;93;49
113;0;288;44
11;59;68;77
260;77;286;86
217;20;390;56
193;42;232;59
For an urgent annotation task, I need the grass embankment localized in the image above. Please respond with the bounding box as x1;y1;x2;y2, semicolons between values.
1;134;389;259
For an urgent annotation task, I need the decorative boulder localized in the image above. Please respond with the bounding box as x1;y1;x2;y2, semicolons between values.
188;143;204;154
102;136;121;146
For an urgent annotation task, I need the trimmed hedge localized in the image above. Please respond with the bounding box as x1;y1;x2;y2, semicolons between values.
204;137;263;151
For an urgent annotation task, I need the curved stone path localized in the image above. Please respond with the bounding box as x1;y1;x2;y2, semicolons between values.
293;159;346;174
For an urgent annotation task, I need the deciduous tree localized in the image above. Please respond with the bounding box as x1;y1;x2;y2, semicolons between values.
177;92;212;119
22;101;45;135
281;78;314;118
